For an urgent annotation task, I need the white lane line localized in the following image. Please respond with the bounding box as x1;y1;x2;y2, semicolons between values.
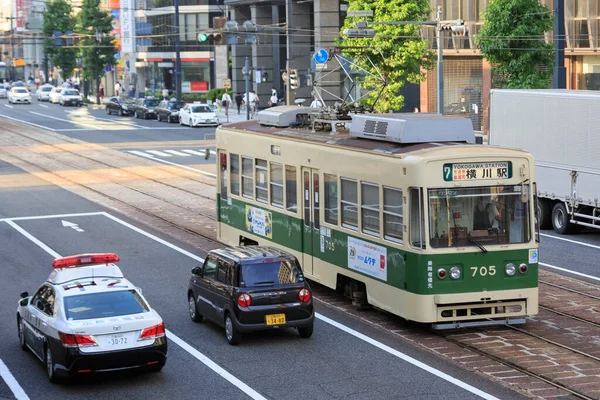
28;111;100;130
39;104;48;108
122;152;216;178
540;262;600;282
102;211;499;400
5;220;62;258
0;359;29;400
164;150;191;157
166;331;267;400
9;215;263;399
541;233;600;251
55;128;97;132
0;211;104;223
146;150;173;157
4;104;13;108
182;149;207;157
315;313;500;400
0;113;56;131
86;115;150;129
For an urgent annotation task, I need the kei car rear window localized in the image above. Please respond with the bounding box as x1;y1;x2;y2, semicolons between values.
63;290;149;320
240;259;302;286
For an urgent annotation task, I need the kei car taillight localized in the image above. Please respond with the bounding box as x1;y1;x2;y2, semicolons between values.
298;288;311;303
237;293;252;308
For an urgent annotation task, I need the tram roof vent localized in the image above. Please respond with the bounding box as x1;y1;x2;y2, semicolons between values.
257;106;314;127
350;113;475;144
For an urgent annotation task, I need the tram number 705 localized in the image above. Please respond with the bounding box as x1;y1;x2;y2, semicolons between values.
470;266;496;277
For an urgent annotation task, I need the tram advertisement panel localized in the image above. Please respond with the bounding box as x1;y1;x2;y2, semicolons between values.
245;205;273;239
348;237;387;281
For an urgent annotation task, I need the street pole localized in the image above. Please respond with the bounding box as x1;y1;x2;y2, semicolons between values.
6;17;16;80
245;56;250;120
174;0;182;101
436;6;444;115
553;0;566;89
285;0;293;105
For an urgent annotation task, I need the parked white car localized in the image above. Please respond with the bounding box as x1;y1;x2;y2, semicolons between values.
36;84;54;101
179;103;219;127
8;87;32;104
49;87;63;104
59;89;83;106
0;86;6;99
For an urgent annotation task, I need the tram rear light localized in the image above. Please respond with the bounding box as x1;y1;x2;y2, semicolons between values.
237;293;252;308
505;263;516;276
437;268;447;279
519;263;528;274
449;266;461;280
52;253;120;269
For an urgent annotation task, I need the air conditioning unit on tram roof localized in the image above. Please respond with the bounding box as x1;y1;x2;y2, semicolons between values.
350;113;475;144
257;105;314;127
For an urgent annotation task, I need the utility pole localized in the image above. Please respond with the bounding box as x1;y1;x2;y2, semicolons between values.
245;56;250;120
285;0;294;105
174;0;182;101
5;16;17;80
436;6;443;115
553;0;566;89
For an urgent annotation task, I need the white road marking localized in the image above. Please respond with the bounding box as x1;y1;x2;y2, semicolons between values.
315;313;500;400
28;111;100;130
128;150;155;158
146;150;173;157
101;212;499;399
164;150;190;156
541;233;600;251
0;211;104;223
39;104;48;108
166;331;267;400
61;220;84;232
7;215;263;399
85;115;150;129
0;114;56;131
4;104;13;108
540;262;600;282
123;152;216;178
182;149;207;157
0;359;29;400
55;128;97;132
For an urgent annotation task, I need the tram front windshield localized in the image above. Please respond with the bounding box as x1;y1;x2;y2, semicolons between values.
428;185;530;248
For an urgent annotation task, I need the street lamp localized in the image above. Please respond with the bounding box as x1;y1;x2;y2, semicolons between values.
5;16;17;80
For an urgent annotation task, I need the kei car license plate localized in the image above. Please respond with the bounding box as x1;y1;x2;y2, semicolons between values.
265;314;286;325
105;334;128;346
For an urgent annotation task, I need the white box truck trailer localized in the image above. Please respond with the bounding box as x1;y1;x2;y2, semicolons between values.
489;89;600;234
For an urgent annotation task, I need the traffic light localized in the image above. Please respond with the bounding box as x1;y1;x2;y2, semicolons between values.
261;72;268;83
197;32;223;43
289;69;298;90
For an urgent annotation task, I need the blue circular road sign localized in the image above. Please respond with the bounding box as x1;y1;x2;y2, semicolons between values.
314;49;329;64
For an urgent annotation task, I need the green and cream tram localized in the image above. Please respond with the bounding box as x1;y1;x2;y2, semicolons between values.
215;112;538;328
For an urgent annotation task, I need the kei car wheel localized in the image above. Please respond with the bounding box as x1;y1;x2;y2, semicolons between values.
225;314;240;345
45;346;58;383
188;294;203;323
18;318;27;351
298;323;314;339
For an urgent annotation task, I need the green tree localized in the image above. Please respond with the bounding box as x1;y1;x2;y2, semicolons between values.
476;0;554;88
339;0;433;112
78;0;118;104
42;0;78;81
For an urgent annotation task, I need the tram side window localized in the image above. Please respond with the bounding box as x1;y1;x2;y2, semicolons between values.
255;159;268;203
383;187;403;243
341;177;358;230
361;182;380;236
286;166;297;213
270;163;284;208
220;152;227;201
410;188;425;249
324;174;338;224
241;156;254;199
230;154;240;196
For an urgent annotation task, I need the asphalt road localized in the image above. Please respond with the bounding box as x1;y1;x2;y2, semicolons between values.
0;160;523;400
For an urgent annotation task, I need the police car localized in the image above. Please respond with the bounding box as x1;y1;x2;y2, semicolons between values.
16;253;167;382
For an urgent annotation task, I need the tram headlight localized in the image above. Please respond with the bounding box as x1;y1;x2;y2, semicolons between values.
505;263;516;276
449;266;461;280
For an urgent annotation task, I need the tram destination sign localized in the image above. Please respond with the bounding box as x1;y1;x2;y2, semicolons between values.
443;161;512;182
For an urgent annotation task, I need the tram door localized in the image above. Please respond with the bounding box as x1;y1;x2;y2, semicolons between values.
301;168;320;277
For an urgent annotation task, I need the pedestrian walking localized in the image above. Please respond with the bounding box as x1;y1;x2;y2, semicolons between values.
114;81;121;96
243;91;259;119
221;91;232;117
269;93;278;107
162;87;169;100
99;83;105;102
235;92;243;115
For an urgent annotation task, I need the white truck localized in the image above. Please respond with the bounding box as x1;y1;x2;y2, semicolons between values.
489;89;600;234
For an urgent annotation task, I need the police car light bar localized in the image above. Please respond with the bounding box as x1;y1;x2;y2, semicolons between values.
52;253;120;269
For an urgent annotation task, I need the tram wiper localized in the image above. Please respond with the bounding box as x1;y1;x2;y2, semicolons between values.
468;234;488;253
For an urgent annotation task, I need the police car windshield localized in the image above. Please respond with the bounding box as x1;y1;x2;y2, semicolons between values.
63;290;149;320
240;259;301;287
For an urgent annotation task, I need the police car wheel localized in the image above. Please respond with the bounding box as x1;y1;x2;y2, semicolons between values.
18;318;27;351
188;294;203;323
45;346;59;383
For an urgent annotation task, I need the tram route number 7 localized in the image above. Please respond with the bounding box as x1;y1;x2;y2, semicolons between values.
471;265;496;277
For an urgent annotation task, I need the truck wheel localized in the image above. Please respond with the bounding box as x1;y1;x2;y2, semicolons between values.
537;199;552;230
552;203;574;234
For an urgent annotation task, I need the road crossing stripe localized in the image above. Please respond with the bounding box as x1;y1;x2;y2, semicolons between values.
147;150;173;157
128;151;154;158
4;104;13;108
0;359;29;400
164;150;190;156
182;149;206;156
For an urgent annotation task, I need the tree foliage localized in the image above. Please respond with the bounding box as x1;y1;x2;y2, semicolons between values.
476;0;554;88
78;0;118;103
42;0;78;81
339;0;433;112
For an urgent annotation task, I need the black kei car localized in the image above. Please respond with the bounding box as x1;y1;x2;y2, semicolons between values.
133;98;161;119
188;246;314;345
155;100;185;123
105;97;136;116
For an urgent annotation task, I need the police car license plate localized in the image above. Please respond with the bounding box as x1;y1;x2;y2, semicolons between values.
105;334;128;346
265;314;286;325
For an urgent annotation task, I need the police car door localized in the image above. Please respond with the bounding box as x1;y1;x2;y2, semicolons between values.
26;285;55;358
